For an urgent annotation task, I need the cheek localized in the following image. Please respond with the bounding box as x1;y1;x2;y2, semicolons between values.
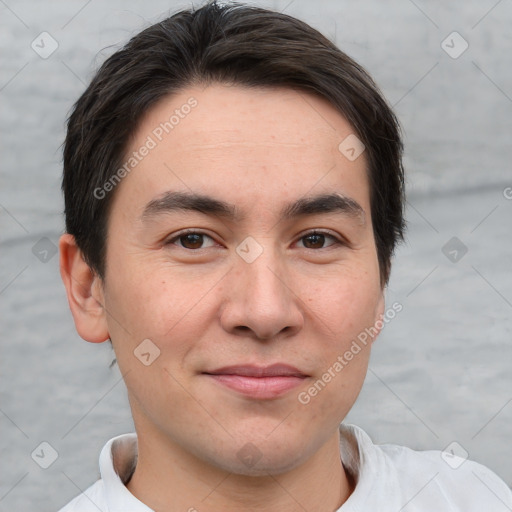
301;268;381;340
103;271;212;417
104;266;221;369
298;276;377;424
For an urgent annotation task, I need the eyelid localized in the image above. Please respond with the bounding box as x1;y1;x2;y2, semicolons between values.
164;229;220;247
163;228;348;249
294;229;348;248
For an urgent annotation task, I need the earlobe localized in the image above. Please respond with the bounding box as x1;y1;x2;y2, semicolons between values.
59;233;110;343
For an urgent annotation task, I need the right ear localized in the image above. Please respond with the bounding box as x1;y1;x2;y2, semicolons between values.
59;233;110;343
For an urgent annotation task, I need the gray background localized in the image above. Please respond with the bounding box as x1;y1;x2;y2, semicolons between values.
1;0;511;510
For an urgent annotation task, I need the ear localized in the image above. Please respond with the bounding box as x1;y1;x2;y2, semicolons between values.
59;233;110;343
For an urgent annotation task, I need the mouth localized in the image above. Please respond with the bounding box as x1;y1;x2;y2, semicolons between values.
203;364;309;399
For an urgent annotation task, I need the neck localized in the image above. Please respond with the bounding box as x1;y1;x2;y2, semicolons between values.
126;427;353;512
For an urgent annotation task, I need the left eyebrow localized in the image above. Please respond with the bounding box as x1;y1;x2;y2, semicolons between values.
140;191;365;224
281;193;365;224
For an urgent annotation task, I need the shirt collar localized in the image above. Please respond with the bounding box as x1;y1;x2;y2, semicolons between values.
99;424;372;511
99;432;153;511
338;423;381;510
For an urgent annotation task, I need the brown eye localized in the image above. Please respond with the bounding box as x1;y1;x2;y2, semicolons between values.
179;233;204;249
302;233;326;249
167;232;217;250
297;231;340;250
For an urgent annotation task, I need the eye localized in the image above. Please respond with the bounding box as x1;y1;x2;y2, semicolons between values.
296;231;341;249
166;231;217;250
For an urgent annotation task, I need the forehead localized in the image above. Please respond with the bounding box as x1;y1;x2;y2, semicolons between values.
112;84;370;218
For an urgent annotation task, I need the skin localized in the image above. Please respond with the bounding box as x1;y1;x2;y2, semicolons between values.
60;84;385;512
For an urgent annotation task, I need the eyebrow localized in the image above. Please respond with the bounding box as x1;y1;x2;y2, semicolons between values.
141;191;365;224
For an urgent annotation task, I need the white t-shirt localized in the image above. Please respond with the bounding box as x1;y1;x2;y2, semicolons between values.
58;424;512;511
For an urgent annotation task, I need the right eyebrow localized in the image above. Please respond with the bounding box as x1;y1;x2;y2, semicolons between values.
140;191;240;222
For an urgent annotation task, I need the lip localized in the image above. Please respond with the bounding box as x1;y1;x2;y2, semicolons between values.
203;364;308;399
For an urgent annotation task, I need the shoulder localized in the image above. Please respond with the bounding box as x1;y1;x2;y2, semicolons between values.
345;425;512;511
379;440;512;510
57;479;107;512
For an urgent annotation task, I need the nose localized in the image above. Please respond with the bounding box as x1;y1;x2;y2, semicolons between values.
219;250;304;341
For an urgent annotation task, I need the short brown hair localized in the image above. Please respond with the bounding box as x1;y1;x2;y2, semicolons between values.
63;0;405;285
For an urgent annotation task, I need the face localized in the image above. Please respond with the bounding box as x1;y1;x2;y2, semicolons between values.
96;84;384;475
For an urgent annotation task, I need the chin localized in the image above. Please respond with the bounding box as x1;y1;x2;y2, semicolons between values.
196;432;314;478
217;449;306;478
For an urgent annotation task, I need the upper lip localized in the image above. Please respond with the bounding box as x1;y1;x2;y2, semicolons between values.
204;364;308;378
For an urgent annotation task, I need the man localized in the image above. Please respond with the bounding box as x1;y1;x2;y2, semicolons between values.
58;1;512;510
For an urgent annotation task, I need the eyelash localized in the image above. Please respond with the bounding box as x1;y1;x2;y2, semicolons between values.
165;229;345;250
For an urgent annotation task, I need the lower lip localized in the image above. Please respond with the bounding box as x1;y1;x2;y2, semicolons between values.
206;374;306;399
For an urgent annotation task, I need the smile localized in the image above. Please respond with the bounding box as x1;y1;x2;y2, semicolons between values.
203;364;308;399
